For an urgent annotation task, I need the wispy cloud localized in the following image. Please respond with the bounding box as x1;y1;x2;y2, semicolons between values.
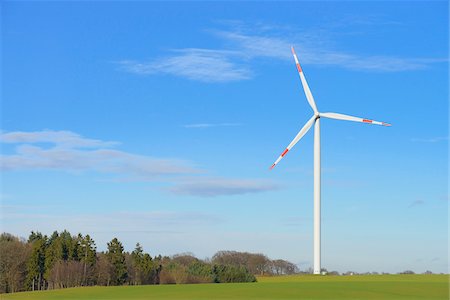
168;177;280;197
0;130;118;148
410;136;448;143
218;29;445;72
183;123;242;129
1;145;198;178
301;53;444;72
117;21;446;82
117;48;251;83
0;130;198;178
214;30;292;60
1;130;279;197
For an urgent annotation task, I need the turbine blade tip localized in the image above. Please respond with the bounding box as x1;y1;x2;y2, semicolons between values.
270;164;276;170
382;122;392;127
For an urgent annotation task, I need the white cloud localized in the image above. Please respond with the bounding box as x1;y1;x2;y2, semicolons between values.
117;48;251;83
218;29;443;72
168;177;280;197
214;30;292;60
0;130;118;148
323;55;445;72
1;145;198;177
1;130;280;197
117;22;446;82
0;130;198;178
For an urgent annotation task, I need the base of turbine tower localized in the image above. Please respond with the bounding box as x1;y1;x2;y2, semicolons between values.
313;268;327;275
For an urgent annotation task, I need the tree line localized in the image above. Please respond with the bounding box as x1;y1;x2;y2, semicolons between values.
0;231;298;294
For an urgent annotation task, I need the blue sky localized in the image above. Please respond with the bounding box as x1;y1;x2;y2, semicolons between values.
1;1;448;273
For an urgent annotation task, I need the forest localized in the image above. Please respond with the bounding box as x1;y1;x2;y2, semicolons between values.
0;231;298;294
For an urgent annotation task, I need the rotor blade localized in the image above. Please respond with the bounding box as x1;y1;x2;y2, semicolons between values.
270;115;316;170
291;46;318;114
320;112;391;126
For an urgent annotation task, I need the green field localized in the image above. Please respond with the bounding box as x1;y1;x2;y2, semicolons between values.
2;275;448;300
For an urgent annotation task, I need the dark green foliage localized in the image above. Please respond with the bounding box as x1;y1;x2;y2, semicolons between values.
212;251;271;275
76;234;97;286
27;231;45;244
159;260;256;284
212;264;256;283
141;254;158;284
43;230;93;286
187;261;213;278
130;243;159;285
25;233;47;291
106;238;128;285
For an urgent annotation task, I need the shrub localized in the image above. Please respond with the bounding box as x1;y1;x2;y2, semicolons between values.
212;264;256;283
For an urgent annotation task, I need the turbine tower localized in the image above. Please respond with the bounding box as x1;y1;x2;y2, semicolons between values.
270;47;391;275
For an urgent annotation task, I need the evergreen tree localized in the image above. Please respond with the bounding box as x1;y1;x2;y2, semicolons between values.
131;243;144;262
78;234;96;265
131;243;144;285
58;230;76;261
27;231;44;244
106;238;127;285
77;234;96;285
131;243;157;284
25;234;47;291
43;231;59;282
141;253;157;284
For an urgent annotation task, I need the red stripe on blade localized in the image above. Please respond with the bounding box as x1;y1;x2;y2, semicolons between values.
296;63;303;73
270;164;276;170
382;122;391;126
281;149;289;157
363;119;372;123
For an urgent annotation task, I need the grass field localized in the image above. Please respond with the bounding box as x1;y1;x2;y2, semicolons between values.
2;274;448;300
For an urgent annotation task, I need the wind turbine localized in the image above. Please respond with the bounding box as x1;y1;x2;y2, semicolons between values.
270;46;391;275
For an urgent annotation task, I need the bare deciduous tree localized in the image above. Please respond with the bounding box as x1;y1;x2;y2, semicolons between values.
0;234;31;293
47;261;84;289
95;253;114;286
